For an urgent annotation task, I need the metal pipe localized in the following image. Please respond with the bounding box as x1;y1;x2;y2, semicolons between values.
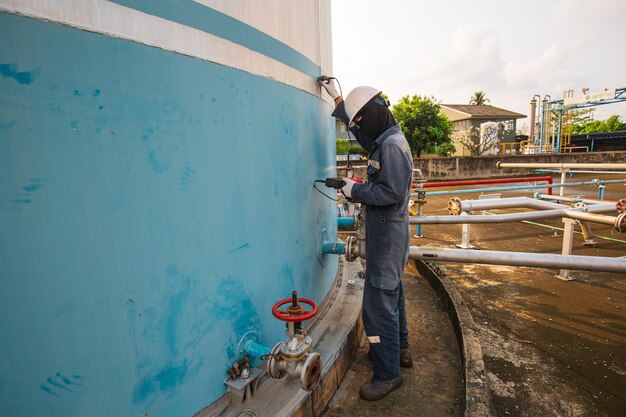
321;241;346;255
337;217;355;228
421;176;554;194
410;205;618;225
529;96;537;142
532;169;626;174
560;169;568;196
497;162;626;170
564;210;623;228
455;196;617;214
241;340;272;359
408;247;626;273
534;193;617;205
452;197;564;213
415;179;626;197
411;209;570;224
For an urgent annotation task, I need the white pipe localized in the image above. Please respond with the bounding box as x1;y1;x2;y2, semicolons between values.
497;162;626;170
564;211;622;228
453;197;563;213
453;197;616;215
409;247;626;273
411;209;570;224
560;169;568;197
410;205;619;226
535;194;612;205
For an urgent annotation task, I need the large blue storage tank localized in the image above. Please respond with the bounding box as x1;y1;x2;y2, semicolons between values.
0;1;337;416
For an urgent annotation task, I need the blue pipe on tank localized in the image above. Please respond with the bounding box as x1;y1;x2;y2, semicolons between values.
241;340;272;359
321;241;346;255
337;217;355;227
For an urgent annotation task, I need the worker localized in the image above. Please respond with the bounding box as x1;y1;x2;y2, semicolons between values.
319;79;414;401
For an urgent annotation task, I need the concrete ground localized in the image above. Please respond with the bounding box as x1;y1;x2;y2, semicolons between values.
325;174;625;416
323;263;464;417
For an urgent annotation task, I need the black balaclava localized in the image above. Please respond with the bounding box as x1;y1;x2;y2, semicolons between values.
354;95;396;152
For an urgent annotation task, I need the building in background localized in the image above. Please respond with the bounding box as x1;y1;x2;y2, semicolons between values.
441;104;526;156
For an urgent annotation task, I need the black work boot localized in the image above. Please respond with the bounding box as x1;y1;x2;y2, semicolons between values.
359;376;403;401
400;348;413;368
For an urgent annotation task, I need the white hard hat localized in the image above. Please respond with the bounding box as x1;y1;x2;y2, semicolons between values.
344;86;382;127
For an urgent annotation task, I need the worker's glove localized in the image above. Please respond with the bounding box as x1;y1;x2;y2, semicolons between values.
341;178;357;199
319;79;341;100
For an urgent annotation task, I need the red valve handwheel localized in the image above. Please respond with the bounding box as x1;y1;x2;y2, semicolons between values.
272;297;318;322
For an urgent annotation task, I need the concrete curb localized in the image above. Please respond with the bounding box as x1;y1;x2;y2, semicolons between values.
414;260;491;417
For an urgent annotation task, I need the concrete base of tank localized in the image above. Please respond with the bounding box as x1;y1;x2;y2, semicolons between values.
195;257;365;417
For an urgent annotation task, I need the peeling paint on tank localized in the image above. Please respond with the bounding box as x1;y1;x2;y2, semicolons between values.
132;361;188;404
212;277;263;362
39;373;83;397
0;120;16;130
147;150;168;173
0;64;39;84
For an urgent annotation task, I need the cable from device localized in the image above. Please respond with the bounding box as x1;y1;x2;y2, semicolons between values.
313;180;340;201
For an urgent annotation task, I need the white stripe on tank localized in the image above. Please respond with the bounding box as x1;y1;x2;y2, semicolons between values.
0;0;333;104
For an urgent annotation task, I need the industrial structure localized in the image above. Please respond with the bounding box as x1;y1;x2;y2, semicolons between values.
528;88;626;153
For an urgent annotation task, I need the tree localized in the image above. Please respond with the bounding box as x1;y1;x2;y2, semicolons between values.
572;114;626;134
469;91;490;105
436;142;456;157
569;108;595;127
336;139;350;154
452;123;501;156
336;139;366;156
391;95;453;157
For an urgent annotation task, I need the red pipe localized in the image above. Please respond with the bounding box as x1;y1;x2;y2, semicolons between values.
413;176;554;195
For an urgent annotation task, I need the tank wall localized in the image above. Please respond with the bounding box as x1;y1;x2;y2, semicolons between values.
0;2;336;416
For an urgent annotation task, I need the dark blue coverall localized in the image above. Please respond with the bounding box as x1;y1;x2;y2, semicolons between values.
333;102;414;381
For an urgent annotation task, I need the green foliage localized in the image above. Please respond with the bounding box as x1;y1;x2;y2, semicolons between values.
571;115;626;134
336;139;350;154
469;91;490;105
336;139;367;156
391;95;453;156
569;108;596;126
436;142;456;157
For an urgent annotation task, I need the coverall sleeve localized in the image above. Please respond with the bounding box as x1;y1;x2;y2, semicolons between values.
351;142;412;206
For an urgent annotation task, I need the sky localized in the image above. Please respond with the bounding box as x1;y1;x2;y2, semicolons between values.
330;0;626;129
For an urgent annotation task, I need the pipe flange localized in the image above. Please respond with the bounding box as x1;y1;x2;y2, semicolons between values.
571;202;588;212
300;352;322;391
615;213;626;233
448;197;462;215
345;235;358;262
616;199;626;213
267;342;286;379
